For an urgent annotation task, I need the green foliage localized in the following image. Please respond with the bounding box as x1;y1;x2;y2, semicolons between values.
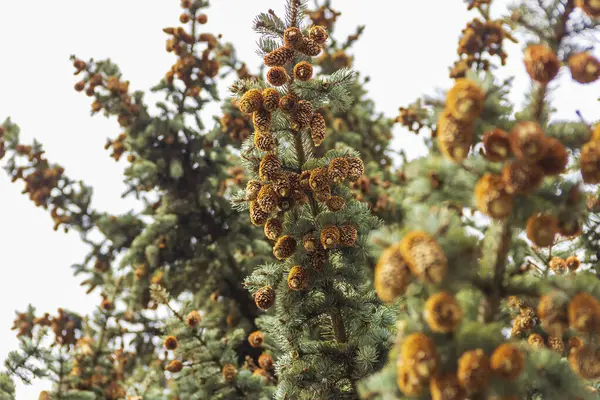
0;373;15;400
2;0;600;399
360;1;600;399
1;1;274;398
233;2;396;398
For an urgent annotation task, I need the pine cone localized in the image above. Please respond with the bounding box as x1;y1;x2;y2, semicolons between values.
279;94;298;113
346;157;364;182
308;249;327;271
339;225;358;247
320;225;340;249
501;160;544;195
490;344;525;380
239;89;263;114
258;353;274;370
569;343;600;380
267;66;288;86
326;195;346;211
328;157;349;183
310;113;327;146
309;25;328;44
445;78;485;122
272;173;292;197
293;100;314;128
248;330;264;347
262;88;281;112
264;46;295;67
245;180;262;201
510;121;547;162
457;349;491;393
164;336;178;350
297;37;322;57
400;333;439;381
309;167;329;192
527;333;545;349
566;256;580;271
536;137;568;175
283;27;302;48
430;374;465;400
249;201;269;226
526;213;557;247
576;0;600;18
273;235;297;260
257;184;278;214
375;244;412;302
424;291;463;333
397;364;426;396
581;140;600;183
294;61;313;81
253;109;272;131
259;154;281;181
437;109;473;162
222;364;237;382
185;311;201;327
537;291;569;337
482;128;511;162
400;231;447;284
303;232;318;253
547;336;565;354
475;174;513;219
166;360;183;373
568;293;600;333
287;266;309;291
254;286;275;310
254;130;276;152
549;256;567;275
264;217;283;240
568;52;600;84
524;44;560;84
558;216;581;239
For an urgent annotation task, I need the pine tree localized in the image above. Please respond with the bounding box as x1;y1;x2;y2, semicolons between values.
360;1;600;399
231;1;395;398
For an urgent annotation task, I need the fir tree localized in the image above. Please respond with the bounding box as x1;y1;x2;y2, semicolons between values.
220;0;403;222
231;1;394;398
1;1;275;398
3;1;600;399
361;1;600;399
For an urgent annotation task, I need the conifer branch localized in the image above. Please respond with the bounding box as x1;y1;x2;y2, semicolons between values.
165;301;248;397
486;221;512;322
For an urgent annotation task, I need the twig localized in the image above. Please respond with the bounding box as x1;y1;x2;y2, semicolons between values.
166;303;247;397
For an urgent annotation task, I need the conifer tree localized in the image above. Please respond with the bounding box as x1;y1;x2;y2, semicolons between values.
361;1;600;399
220;0;402;222
231;1;395;398
4;1;600;399
1;1;275;398
1;1;399;398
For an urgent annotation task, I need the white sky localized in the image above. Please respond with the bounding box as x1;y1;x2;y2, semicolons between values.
0;1;598;398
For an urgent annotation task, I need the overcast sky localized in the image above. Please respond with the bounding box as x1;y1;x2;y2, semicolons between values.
0;1;598;398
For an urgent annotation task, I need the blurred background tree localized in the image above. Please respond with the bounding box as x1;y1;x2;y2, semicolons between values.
361;0;600;399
